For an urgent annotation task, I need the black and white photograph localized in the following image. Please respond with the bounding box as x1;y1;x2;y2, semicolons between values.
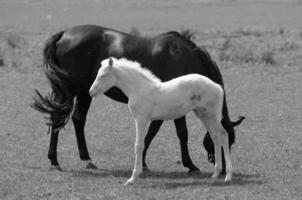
0;0;301;199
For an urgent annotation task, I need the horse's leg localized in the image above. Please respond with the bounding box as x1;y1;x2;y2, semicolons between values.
174;116;200;173
48;93;74;171
203;131;215;163
72;93;96;169
48;120;61;171
125;117;149;185
142;120;163;172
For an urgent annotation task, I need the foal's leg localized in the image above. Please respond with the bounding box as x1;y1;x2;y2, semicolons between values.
125;118;149;185
204;118;232;181
203;119;222;179
203;99;237;174
174;117;200;173
142;120;163;172
203;119;234;175
218;123;233;181
194;111;222;178
220;118;235;173
72;93;96;169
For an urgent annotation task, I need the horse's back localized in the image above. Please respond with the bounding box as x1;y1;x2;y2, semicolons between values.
54;26;119;89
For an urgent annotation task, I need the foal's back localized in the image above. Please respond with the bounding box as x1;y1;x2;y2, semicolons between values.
148;73;223;120
161;74;223;98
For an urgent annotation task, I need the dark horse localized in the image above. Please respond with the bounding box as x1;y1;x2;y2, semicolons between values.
31;25;244;173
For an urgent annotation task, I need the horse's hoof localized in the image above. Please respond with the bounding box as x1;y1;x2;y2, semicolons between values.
188;168;200;175
86;162;98;170
49;165;62;171
142;166;150;173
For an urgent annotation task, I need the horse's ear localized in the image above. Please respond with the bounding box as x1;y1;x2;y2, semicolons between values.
109;57;113;66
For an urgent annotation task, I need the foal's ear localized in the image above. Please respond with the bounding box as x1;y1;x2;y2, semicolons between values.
109;57;113;66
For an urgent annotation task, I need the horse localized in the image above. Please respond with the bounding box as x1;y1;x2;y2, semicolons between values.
31;25;244;173
89;57;232;185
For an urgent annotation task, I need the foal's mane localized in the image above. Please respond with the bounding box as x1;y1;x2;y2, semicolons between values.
115;58;161;84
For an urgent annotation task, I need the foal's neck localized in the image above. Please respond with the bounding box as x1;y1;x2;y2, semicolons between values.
113;65;159;97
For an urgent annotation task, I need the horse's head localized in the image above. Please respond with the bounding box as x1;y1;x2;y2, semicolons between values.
89;57;117;97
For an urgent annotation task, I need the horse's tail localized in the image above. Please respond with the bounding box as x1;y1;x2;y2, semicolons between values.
31;31;74;132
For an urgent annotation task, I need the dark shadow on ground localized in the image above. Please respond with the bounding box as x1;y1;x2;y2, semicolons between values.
140;172;264;189
66;168;265;189
68;168;211;180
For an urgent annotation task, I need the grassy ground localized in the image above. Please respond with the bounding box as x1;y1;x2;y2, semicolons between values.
0;1;302;199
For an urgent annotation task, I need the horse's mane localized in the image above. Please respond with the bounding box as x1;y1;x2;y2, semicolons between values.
115;58;161;84
166;29;224;86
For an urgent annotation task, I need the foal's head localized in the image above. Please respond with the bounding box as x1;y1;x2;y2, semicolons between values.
89;57;116;97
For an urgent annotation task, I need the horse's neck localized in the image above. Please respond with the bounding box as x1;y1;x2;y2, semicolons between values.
114;66;158;97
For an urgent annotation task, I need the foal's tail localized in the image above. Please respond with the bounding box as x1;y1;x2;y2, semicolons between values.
31;31;74;132
195;47;245;128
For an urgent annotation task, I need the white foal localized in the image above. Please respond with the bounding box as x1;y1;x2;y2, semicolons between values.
89;57;232;185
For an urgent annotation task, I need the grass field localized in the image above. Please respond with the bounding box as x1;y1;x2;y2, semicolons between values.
0;1;302;199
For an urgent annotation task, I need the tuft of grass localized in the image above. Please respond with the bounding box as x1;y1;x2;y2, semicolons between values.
0;50;4;67
218;34;279;66
6;34;27;49
0;58;4;67
279;28;284;35
278;40;300;51
260;51;276;65
234;28;264;37
219;37;259;64
219;37;232;61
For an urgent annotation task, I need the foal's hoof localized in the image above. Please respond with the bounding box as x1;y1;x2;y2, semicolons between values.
224;174;232;182
211;173;220;179
49;165;62;171
124;181;133;186
86;162;98;170
225;177;232;183
124;179;135;186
